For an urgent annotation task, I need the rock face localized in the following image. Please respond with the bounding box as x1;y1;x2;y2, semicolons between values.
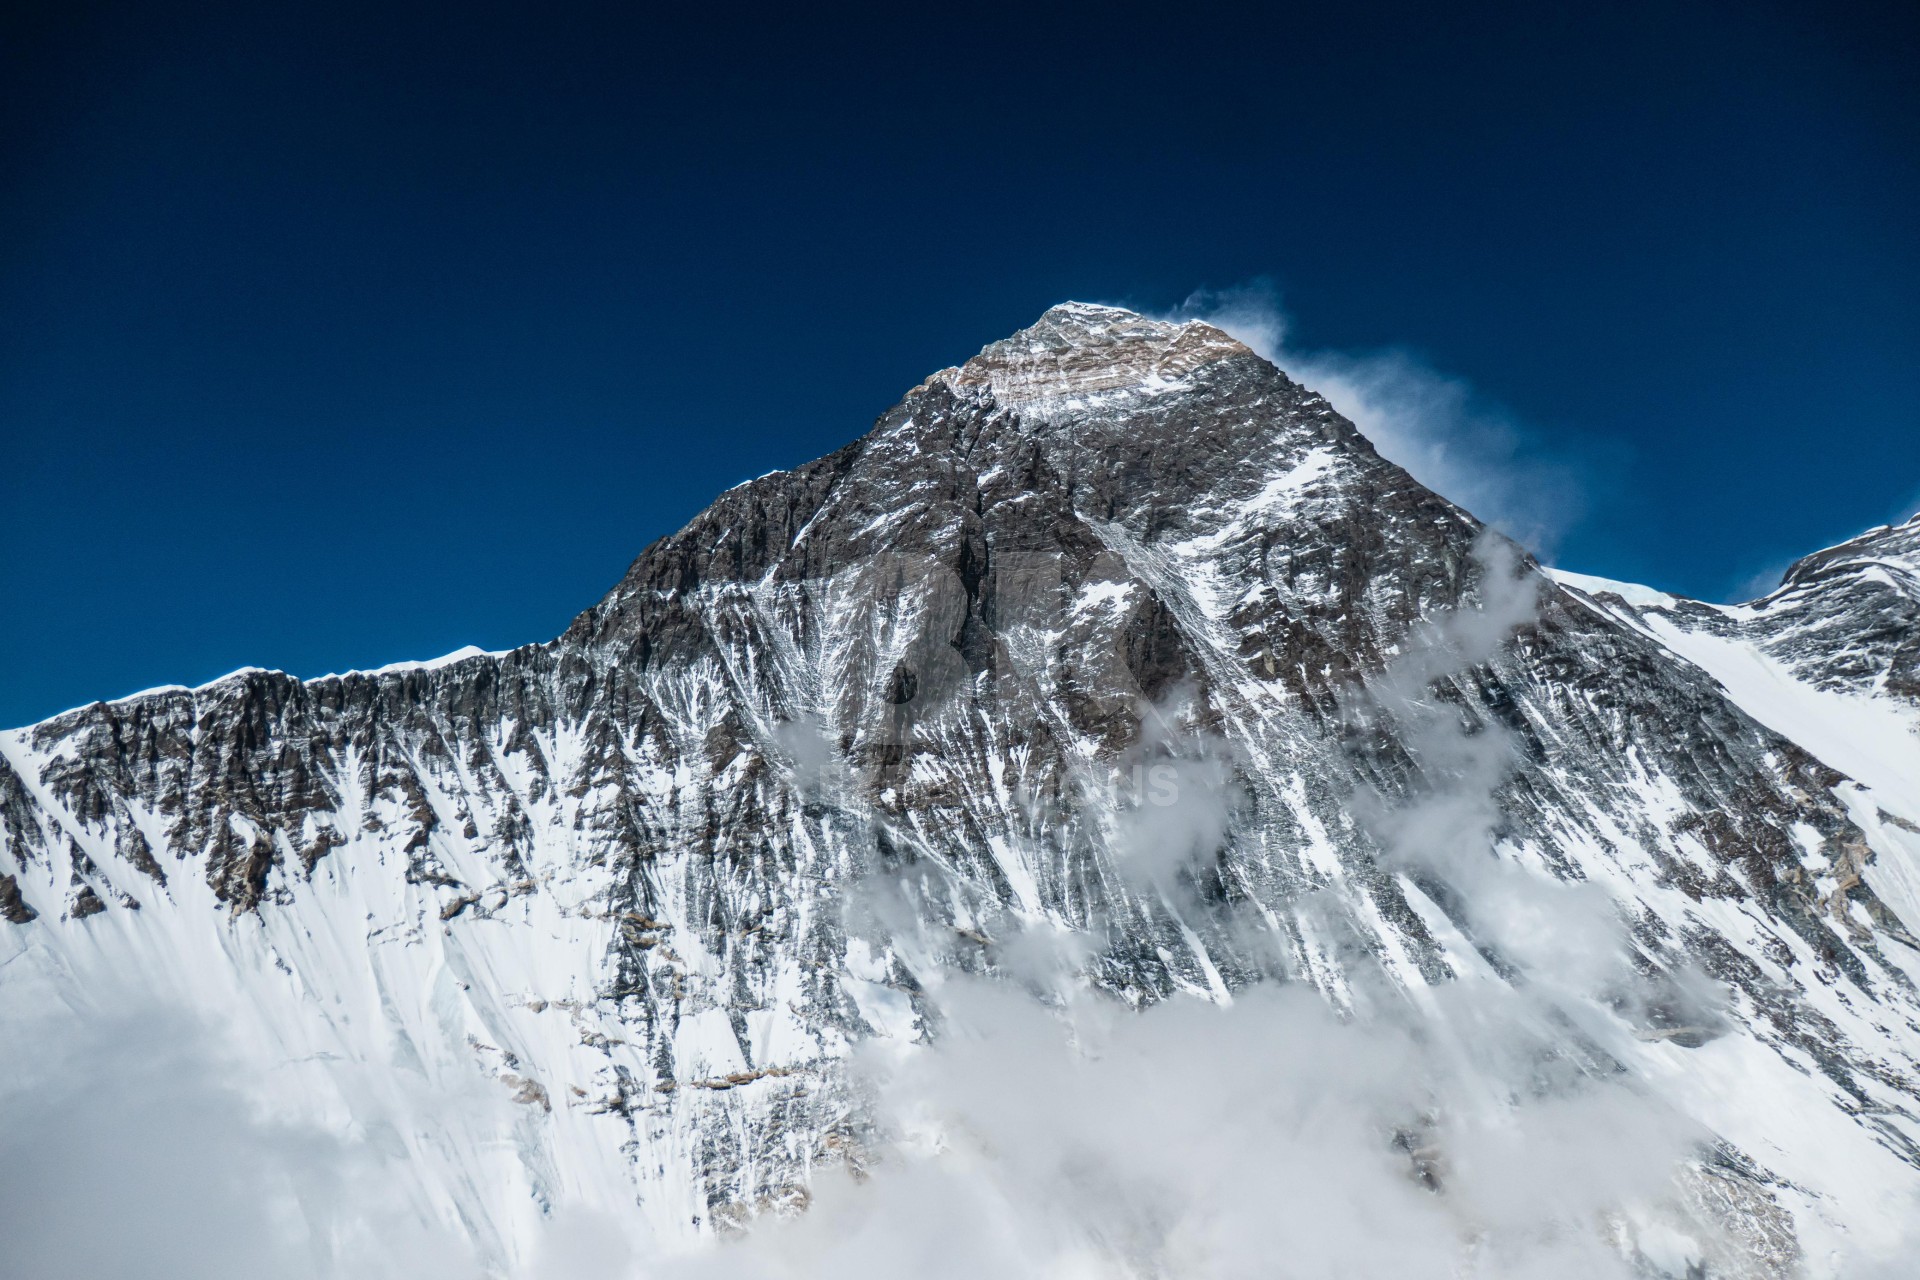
4;303;1920;1273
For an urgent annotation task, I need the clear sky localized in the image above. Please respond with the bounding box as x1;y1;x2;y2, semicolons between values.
4;0;1916;727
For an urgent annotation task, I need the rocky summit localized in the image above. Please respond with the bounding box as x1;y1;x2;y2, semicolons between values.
4;304;1920;1276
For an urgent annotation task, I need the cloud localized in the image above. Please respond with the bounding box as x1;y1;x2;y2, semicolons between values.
0;1001;483;1280
1725;556;1800;604
1102;688;1240;899
1168;282;1587;556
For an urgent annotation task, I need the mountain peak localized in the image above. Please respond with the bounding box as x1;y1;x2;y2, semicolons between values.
1022;300;1168;333
932;301;1255;417
13;301;1920;1276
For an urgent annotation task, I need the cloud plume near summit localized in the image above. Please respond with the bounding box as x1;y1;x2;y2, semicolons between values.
1168;284;1586;556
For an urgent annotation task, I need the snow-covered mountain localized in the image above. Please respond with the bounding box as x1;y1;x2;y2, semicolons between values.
4;304;1919;1277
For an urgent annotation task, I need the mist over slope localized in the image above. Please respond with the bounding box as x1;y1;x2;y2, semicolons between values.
5;305;1920;1277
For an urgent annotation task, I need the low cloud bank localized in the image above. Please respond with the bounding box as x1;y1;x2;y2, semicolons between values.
0;1000;481;1280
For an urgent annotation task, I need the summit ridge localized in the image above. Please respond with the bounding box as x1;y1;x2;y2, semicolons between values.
934;301;1255;417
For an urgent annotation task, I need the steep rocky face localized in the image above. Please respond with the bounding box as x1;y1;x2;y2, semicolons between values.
4;304;1919;1275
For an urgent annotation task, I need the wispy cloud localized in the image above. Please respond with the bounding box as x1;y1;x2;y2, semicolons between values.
1167;282;1587;557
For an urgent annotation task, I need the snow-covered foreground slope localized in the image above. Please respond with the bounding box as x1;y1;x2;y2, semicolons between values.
5;306;1920;1278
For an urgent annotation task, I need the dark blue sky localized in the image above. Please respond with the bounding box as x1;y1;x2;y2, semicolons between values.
4;1;1917;727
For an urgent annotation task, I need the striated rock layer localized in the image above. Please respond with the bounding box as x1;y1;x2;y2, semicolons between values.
4;304;1920;1273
